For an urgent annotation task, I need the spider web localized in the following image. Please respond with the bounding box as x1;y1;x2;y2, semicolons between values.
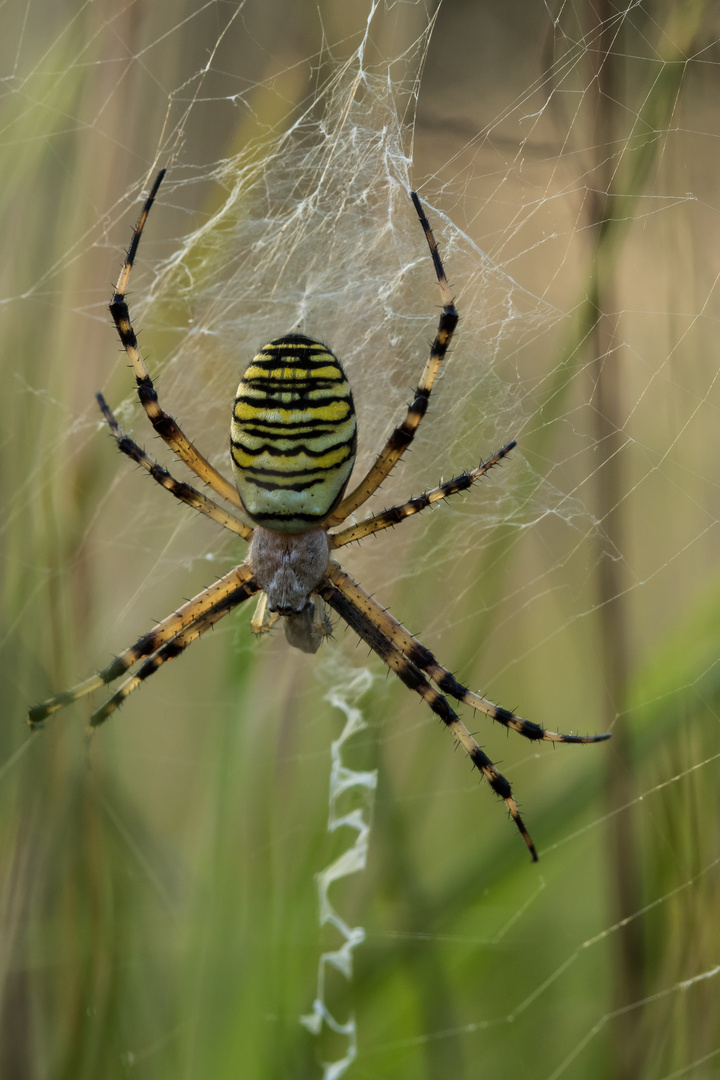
2;1;719;1078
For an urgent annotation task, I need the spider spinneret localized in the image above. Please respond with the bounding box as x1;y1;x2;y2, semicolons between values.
28;170;610;861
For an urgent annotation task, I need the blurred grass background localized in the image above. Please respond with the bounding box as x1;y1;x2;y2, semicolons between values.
2;1;719;1078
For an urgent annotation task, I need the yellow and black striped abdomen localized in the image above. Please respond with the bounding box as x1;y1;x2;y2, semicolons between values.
231;335;357;532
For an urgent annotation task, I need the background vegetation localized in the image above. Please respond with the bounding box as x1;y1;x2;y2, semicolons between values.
1;1;718;1078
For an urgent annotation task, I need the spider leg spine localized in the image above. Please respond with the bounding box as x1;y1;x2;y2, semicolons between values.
28;566;257;727
433;667;611;743
114;169;166;298
97;394;252;539
28;675;105;727
103;568;257;680
89;571;259;727
330;441;518;548
318;567;538;860
108;172;245;511
410;192;454;310
326;561;610;746
329;193;458;524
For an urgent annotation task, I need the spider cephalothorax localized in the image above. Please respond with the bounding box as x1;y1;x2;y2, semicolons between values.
29;171;610;860
249;525;329;614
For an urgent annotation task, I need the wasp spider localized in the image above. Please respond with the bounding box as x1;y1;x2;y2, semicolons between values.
29;170;610;860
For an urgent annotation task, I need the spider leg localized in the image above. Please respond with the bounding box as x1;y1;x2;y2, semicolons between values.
97;394;253;540
324;562;611;745
328;193;458;524
318;562;538;860
330;442;516;547
28;565;258;727
250;592;280;636
109;170;244;511
89;571;258;727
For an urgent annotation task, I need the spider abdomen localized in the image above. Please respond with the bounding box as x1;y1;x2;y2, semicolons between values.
231;335;357;532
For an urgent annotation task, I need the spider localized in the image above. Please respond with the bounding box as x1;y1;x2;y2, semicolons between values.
29;170;610;861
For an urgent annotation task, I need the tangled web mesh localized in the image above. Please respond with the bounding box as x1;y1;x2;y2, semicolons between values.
115;4;560;598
